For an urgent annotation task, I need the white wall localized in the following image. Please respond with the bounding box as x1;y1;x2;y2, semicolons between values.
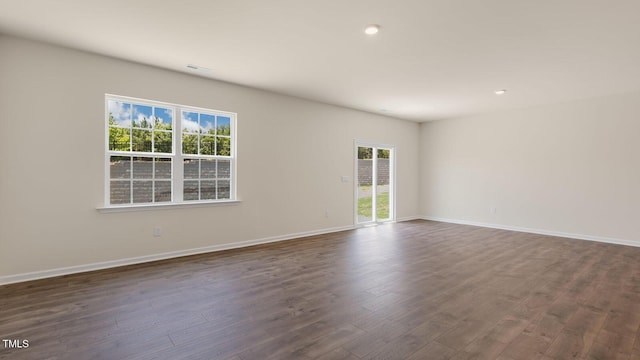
420;91;640;244
0;35;420;280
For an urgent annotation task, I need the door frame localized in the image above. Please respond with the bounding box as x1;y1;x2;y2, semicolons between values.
354;140;396;226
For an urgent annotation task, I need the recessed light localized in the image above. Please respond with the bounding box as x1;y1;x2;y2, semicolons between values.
495;89;507;95
364;24;380;35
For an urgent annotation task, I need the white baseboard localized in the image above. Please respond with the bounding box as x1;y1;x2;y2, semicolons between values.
0;225;356;286
396;216;422;222
421;216;640;248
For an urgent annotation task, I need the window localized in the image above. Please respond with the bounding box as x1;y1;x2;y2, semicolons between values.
181;109;233;201
105;95;236;207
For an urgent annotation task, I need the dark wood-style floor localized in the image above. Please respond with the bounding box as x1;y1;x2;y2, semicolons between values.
2;220;640;360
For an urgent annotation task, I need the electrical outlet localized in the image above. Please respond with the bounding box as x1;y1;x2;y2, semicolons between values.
325;209;329;218
341;176;349;183
153;227;162;237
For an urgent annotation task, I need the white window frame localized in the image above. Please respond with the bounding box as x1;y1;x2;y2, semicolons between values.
103;94;238;210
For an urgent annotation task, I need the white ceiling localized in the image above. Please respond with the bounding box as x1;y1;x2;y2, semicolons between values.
1;0;639;121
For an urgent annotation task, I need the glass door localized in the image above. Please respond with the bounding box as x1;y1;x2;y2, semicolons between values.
356;143;394;225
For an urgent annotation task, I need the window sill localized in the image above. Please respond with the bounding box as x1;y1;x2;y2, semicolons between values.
97;200;242;213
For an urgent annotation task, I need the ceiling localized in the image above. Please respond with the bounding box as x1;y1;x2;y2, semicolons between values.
1;0;640;121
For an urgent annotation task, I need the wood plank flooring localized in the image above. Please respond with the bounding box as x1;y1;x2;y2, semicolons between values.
2;220;640;359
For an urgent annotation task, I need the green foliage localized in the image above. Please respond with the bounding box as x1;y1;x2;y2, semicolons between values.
109;127;130;151
182;123;231;155
132;129;151;152
358;147;390;160
358;147;372;159
200;136;216;155
376;192;390;219
216;137;231;156
108;112;231;156
358;190;390;219
182;134;198;154
217;124;231;136
109;113;173;153
154;131;172;153
378;149;390;159
109;114;131;151
182;135;231;155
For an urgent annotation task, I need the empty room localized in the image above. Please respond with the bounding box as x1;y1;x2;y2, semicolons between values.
1;1;640;359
